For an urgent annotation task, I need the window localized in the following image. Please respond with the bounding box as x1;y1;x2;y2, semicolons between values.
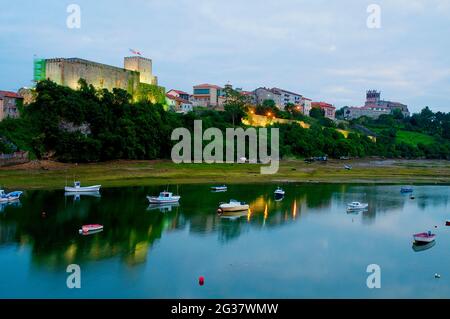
194;88;210;95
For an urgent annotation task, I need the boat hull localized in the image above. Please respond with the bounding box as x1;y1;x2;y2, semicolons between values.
147;196;180;204
218;204;249;212
0;191;23;203
65;185;101;192
413;233;436;243
79;224;103;234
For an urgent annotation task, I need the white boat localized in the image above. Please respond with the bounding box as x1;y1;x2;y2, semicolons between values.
413;231;436;243
218;199;249;213
347;201;368;211
211;185;227;191
79;224;103;235
0;190;23;203
64;181;101;193
274;187;285;196
344;164;352;170
147;191;180;204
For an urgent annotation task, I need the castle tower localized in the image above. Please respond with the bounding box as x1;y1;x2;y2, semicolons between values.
124;56;157;85
365;90;381;106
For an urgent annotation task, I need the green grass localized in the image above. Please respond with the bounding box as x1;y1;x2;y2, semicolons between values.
396;130;435;146
0;159;449;190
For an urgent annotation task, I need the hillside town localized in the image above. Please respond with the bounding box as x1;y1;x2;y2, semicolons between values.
0;55;410;121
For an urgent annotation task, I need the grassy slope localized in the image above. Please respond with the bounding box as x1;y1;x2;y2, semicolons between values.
0;159;449;190
396;130;435;146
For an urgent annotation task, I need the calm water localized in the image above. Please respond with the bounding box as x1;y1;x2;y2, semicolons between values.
0;184;450;298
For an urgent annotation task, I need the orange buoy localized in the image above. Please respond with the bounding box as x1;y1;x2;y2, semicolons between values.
199;276;205;286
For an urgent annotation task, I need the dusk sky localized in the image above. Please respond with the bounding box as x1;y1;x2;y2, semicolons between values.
1;0;450;112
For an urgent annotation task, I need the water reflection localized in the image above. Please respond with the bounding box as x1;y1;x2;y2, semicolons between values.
412;240;436;252
0;184;449;271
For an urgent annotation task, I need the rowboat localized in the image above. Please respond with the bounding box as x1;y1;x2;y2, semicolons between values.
211;185;227;192
79;224;103;234
65;181;101;193
274;187;285;196
217;200;249;213
347;202;368;211
413;231;436;244
147;191;180;204
0;190;23;203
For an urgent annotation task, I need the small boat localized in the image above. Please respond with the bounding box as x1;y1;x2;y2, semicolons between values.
147;191;180;204
217;199;249;213
274;187;285;196
347;202;368;211
211;185;227;192
401;186;414;193
446;220;450;226
412;240;436;252
65;181;101;193
0;190;23;203
79;224;103;234
344;164;352;170
413;231;436;244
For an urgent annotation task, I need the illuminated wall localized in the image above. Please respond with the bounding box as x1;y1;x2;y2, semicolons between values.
39;58;141;95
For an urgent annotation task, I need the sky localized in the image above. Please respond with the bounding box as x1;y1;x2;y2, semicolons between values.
1;0;450;113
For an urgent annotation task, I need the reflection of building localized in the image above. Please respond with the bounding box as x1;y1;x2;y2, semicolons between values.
311;102;336;119
0;90;22;121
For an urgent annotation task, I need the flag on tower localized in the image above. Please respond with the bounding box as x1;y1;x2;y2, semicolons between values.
129;49;142;56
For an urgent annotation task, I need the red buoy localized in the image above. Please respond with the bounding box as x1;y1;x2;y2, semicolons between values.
199;276;205;286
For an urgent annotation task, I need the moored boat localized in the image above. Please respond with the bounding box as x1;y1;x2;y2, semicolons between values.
217;199;249;213
0;190;23;203
274;187;285;196
147;191;180;204
446;220;450;226
65;181;101;193
413;231;436;243
344;164;352;170
79;224;103;234
211;185;227;192
347;202;368;211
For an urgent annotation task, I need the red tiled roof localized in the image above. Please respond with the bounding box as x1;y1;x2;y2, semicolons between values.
168;89;189;95
194;83;222;90
166;94;192;104
0;90;22;99
312;102;335;109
